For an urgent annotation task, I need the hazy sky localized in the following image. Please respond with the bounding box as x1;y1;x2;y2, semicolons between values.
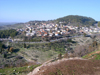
0;0;100;22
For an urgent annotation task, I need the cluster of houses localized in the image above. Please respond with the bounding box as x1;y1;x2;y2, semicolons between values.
24;23;74;37
81;26;100;34
18;22;100;37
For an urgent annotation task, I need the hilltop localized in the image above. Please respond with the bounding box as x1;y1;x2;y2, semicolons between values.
27;15;98;26
56;15;97;26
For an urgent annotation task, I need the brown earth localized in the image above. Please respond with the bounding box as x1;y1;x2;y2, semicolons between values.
28;58;100;75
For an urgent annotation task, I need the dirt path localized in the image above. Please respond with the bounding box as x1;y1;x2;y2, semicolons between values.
88;51;100;57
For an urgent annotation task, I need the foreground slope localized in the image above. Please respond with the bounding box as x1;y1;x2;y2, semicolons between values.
28;57;100;75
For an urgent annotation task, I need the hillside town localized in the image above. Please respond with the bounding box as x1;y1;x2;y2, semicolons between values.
17;22;99;38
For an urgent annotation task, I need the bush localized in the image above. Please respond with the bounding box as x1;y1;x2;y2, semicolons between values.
58;53;62;59
9;47;14;52
15;56;23;59
3;53;7;58
63;53;68;58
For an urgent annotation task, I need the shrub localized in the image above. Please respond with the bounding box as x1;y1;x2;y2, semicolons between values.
58;53;62;59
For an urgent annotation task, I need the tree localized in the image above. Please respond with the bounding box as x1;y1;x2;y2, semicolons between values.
92;41;98;47
67;39;73;42
83;33;86;37
0;29;18;38
52;33;55;39
2;44;5;48
0;48;2;53
24;43;26;48
0;41;3;48
7;46;10;52
4;53;7;58
23;31;26;34
98;21;100;27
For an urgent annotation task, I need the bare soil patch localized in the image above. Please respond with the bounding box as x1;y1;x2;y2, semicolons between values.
28;58;100;75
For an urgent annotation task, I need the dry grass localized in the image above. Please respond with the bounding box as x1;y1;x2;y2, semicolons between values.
36;59;100;75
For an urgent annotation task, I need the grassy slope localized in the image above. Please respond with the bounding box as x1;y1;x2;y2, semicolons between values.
82;49;100;60
18;47;58;63
10;41;69;63
0;40;68;75
0;65;40;75
0;42;63;75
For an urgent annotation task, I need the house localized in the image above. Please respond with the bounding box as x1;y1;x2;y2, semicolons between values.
49;33;53;37
37;31;42;36
55;32;59;36
43;32;48;36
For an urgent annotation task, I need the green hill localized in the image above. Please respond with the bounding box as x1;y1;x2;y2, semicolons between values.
56;15;97;26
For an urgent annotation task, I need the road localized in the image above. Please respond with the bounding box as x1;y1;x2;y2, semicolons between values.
0;35;84;44
12;35;82;44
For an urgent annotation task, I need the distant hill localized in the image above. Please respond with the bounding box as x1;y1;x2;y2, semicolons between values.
0;15;98;30
56;15;97;26
0;22;18;26
0;23;25;30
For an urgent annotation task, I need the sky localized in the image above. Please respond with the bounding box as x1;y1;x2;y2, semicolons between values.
0;0;100;22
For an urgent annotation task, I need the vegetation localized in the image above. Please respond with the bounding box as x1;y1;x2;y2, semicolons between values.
18;40;70;53
0;41;27;69
63;52;68;58
56;15;97;26
23;36;42;42
7;38;76;64
58;53;62;59
0;64;40;75
0;32;100;74
24;43;26;48
82;49;100;60
72;38;100;57
8;40;67;63
1;16;100;75
0;29;18;38
0;41;5;48
48;41;66;53
98;21;100;27
30;37;100;75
